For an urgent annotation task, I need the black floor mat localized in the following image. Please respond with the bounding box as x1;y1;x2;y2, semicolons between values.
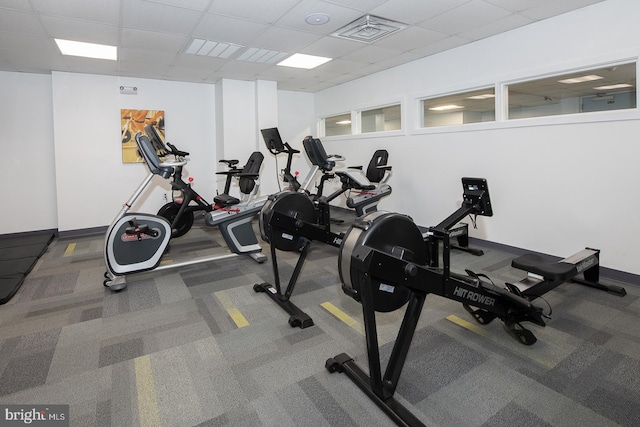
0;231;55;304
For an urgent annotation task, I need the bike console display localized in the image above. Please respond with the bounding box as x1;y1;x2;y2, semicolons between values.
260;127;286;154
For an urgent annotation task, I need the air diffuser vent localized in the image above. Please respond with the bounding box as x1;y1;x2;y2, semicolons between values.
331;14;407;43
185;38;244;58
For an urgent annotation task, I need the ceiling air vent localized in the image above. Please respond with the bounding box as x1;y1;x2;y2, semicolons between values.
331;14;407;43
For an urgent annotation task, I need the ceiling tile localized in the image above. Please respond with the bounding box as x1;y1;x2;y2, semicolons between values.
164;65;217;82
118;61;170;78
408;35;470;57
318;0;388;13
370;0;472;25
119;47;177;65
0;33;51;51
484;0;555;13
40;15;120;45
301;36;364;59
0;47;66;73
123;0;202;35
340;44;404;64
144;0;212;11
0;0;32;12
60;56;119;75
373;26;449;52
194;14;270;45
172;53;226;70
458;12;533;41
371;51;423;70
30;0;120;25
316;58;370;74
418;0;513;35
250;26;323;52
519;0;603;21
274;0;364;34
121;28;189;52
0;9;46;36
209;0;301;24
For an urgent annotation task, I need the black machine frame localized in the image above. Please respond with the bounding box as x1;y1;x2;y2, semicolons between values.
326;177;626;427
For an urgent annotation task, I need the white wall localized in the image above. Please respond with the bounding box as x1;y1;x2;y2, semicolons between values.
2;72;57;234
4;71;311;235
51;72;216;232
314;0;640;275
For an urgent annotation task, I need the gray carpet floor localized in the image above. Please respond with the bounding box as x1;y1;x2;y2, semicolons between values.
0;210;638;427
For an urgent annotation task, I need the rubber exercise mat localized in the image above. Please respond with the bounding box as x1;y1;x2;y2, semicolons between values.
0;231;55;304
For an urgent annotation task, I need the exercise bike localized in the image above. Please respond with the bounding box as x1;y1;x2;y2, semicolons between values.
261;128;392;217
103;132;266;292
146;125;266;240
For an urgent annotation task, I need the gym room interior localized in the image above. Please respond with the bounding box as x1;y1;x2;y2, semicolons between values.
2;0;640;426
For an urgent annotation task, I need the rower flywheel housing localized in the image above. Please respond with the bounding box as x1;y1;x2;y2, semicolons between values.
339;211;427;312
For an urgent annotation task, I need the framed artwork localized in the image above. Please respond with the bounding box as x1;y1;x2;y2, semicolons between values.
121;109;165;163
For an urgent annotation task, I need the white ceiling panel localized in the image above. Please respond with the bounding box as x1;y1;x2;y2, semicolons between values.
146;0;212;12
0;0;606;92
301;36;364;59
209;0;300;24
39;15;120;45
374;26;449;52
0;33;51;51
194;14;270;45
340;44;403;64
320;0;388;13
519;0;603;21
121;28;189;52
458;13;533;41
274;0;364;33
485;0;555;13
123;0;203;35
119;47;177;65
370;0;472;25
251;26;323;52
30;0;120;25
0;8;47;35
419;0;513;35
408;35;471;57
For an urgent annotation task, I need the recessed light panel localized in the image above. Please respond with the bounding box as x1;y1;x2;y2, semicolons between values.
277;53;332;69
55;39;117;60
558;75;603;84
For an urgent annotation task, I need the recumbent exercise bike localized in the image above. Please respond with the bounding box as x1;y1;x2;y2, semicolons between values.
103;132;266;291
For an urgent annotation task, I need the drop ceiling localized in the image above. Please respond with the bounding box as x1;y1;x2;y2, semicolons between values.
0;0;604;93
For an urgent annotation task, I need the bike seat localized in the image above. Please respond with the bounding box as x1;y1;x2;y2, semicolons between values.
511;253;577;282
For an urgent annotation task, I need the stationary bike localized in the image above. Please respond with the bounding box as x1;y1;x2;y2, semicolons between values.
103;132;265;292
146;125;265;239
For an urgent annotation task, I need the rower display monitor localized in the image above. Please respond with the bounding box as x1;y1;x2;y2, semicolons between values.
261;127;285;153
462;177;493;217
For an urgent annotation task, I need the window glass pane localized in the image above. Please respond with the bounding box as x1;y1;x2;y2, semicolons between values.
421;88;495;128
361;104;401;133
324;113;352;136
507;62;636;119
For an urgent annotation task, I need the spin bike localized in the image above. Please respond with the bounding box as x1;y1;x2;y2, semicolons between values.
103;132;265;292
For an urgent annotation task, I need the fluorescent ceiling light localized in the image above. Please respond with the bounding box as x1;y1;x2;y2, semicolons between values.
593;83;633;90
55;38;117;60
277;53;332;69
558;74;603;84
466;94;495;100
335;120;351;125
429;105;464;111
